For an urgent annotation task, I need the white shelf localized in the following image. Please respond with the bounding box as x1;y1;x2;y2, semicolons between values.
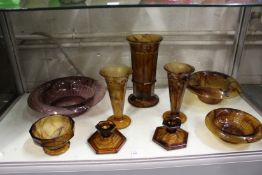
0;88;262;174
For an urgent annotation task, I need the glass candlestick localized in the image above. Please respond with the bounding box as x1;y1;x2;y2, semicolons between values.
153;117;188;150
163;62;195;123
99;65;132;129
127;34;162;108
88;120;126;154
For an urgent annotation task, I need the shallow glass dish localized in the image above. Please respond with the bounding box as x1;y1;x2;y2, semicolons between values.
28;76;106;117
29;114;75;155
187;71;241;104
205;108;262;144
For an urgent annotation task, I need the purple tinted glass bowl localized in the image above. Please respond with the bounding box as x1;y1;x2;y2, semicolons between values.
28;76;106;117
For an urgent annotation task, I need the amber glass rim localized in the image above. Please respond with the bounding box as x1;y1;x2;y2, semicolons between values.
164;62;195;74
126;34;163;43
99;64;132;78
29;114;75;141
187;71;241;99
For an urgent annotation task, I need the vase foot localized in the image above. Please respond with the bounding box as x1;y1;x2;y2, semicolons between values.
198;95;222;104
162;111;187;123
107;115;131;129
43;142;70;156
128;94;159;108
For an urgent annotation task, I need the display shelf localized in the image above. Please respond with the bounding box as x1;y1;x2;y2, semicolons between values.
1;0;262;11
0;88;262;174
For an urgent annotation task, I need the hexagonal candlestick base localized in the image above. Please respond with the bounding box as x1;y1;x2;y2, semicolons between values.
88;130;126;154
152;126;188;150
88;121;126;154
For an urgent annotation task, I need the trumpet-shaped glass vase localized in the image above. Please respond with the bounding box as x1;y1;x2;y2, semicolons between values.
163;62;195;123
100;65;132;129
127;34;162;108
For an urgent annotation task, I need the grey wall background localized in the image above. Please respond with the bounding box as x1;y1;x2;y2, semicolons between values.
8;7;261;91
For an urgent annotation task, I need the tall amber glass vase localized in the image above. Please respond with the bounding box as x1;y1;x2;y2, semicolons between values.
127;34;162;108
163;62;195;123
100;65;132;129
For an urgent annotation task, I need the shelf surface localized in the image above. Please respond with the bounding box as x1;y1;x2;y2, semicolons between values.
1;0;262;11
0;88;261;167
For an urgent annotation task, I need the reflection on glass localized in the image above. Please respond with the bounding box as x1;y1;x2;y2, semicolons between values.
0;23;18;116
1;0;261;11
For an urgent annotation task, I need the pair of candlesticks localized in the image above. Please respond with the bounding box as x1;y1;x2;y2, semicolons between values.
88;34;195;153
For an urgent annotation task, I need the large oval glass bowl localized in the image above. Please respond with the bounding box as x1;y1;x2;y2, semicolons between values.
28;76;106;117
205;108;262;144
187;71;241;104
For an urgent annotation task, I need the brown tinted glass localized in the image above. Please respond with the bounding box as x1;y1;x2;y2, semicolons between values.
153;117;188;150
100;65;132;129
88;120;126;154
127;34;162;108
188;71;241;104
205;108;262;144
162;62;195;123
29;114;75;156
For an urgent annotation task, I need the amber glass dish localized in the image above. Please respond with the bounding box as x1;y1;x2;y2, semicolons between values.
205;108;262;144
187;71;241;104
28;76;106;117
29;114;75;155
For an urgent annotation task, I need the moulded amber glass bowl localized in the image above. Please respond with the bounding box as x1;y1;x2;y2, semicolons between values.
205;108;262;144
28;76;106;117
187;71;241;104
29;114;75;155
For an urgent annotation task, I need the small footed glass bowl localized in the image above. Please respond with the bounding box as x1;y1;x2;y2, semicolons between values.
29;114;75;156
28;76;106;117
187;71;241;104
205;108;262;144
